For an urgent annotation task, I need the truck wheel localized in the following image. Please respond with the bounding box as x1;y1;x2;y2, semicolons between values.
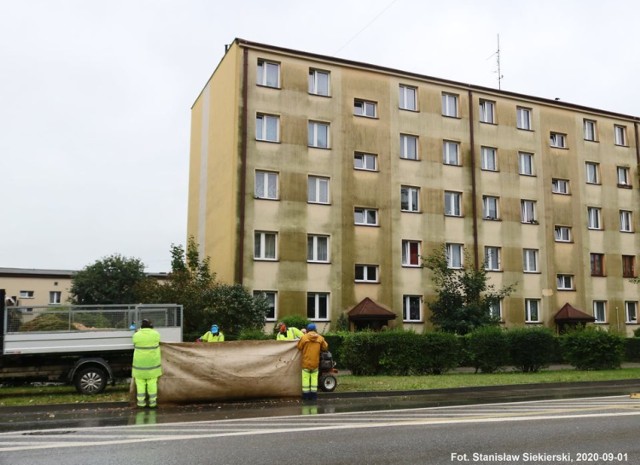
74;367;107;395
319;375;337;392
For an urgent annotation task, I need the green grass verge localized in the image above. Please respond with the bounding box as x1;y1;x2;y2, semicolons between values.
2;368;640;407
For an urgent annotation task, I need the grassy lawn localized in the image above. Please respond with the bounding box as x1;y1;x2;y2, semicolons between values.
2;368;640;407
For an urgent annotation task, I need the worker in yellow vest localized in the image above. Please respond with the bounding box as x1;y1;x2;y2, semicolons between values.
132;319;162;408
276;322;303;341
198;324;225;342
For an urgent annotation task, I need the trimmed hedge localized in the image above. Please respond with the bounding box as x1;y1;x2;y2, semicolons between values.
506;327;555;373
466;326;509;373
340;330;460;376
560;327;625;370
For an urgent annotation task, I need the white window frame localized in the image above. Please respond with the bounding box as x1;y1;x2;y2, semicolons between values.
443;140;460;165
307;292;329;320
255;170;279;200
554;226;572;242
584;119;597;141
516;107;532;130
254;231;277;260
442;93;459;117
49;291;61;305
550;132;567;148
308;175;330;204
489;300;502;320
519;152;534;176
444;191;462;217
585;162;600;184
521;200;537;224
593;301;607;323
523;249;539;273
254;290;277;321
551;178;570;194
308;69;330;96
355;264;379;283
256;59;280;88
400;134;418;160
525;299;540;322
557;274;574;290
402;240;421;267
617;166;631;186
19;290;34;299
308;121;330;148
483;196;499;220
620;210;633;232
399;85;417;111
354;207;378;226
587;207;602;230
625;301;638;324
307;235;329;263
354;152;377;171
401;186;420;212
479;99;496;124
354;99;377;118
481;146;497;171
484;246;501;271
614;125;627;146
446;243;463;269
256;114;280;142
403;295;422;322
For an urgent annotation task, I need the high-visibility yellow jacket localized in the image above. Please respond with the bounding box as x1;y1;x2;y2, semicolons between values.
132;328;162;379
200;331;225;342
276;327;303;341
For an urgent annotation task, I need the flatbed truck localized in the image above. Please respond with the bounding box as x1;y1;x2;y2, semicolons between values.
0;289;182;394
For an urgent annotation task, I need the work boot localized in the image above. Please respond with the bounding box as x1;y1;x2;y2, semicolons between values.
309;391;318;401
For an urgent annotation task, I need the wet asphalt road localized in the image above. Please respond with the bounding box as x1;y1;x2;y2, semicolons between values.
1;378;639;433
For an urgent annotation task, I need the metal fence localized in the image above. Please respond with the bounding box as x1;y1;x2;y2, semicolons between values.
4;304;182;333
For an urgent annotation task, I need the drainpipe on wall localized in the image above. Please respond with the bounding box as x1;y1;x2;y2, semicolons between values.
468;89;480;269
236;47;249;284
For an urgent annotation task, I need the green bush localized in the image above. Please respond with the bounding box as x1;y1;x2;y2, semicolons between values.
421;332;461;374
340;331;383;375
561;327;625;370
237;328;271;340
339;330;461;376
323;332;346;368
506;327;555;372
625;337;640;362
466;326;509;373
378;331;425;375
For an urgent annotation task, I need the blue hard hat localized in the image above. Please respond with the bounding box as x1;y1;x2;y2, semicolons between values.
307;323;316;331
211;325;219;333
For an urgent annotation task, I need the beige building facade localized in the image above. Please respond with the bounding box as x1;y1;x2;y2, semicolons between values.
187;38;640;334
0;268;73;307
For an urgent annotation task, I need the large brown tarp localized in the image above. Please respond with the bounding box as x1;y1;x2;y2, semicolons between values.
130;340;301;405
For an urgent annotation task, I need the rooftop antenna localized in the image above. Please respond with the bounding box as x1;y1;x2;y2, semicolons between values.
495;34;504;90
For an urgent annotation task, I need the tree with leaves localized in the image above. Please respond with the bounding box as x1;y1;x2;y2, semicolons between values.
136;236;268;341
424;245;516;335
70;254;151;305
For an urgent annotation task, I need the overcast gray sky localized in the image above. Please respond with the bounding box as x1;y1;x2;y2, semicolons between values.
1;0;638;273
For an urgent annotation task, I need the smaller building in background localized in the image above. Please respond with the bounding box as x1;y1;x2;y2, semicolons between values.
0;268;169;307
0;268;74;307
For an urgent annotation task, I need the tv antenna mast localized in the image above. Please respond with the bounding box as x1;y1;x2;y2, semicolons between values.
495;34;504;89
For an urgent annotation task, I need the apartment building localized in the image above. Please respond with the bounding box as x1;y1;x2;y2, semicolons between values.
187;38;640;334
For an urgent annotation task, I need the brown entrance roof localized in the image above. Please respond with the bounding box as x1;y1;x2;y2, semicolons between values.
554;303;596;322
347;297;397;321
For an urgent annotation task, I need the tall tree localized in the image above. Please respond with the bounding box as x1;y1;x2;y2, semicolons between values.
136;236;268;340
70;254;149;305
424;245;516;335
